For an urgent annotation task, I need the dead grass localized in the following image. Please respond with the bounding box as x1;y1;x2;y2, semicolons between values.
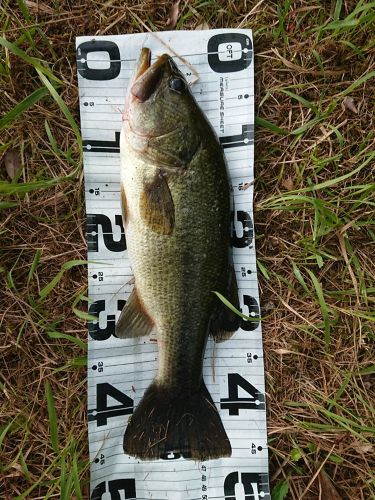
0;1;374;499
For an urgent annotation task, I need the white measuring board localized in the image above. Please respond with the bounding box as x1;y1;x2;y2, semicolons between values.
76;29;269;500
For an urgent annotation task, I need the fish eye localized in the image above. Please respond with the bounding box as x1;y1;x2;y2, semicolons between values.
169;78;185;92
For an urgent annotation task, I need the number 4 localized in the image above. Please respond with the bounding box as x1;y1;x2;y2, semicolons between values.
220;373;265;415
88;383;133;426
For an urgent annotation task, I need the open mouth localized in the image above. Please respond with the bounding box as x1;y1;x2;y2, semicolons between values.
131;48;169;102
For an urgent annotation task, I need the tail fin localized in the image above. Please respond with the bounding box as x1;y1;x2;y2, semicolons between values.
124;381;231;461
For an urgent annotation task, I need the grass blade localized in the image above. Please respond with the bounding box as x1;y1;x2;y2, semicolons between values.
272;479;289;500
257;260;270;280
280;89;318;113
0;37;61;83
71;444;83;500
338;70;375;97
306;269;331;345
45;381;59;453
0;419;17;450
39;260;88;300
320;19;359;31
262;151;375;205
290;115;327;136
36;69;82;154
212;290;260;323
0;201;18;209
19;452;32;482
16;0;31;20
292;262;309;293
256;116;287;135
333;0;343;20
72;292;97;322
0;87;49;130
0;177;72;195
27;249;42;285
55;357;88;371
60;455;67;499
73;307;98;322
14;448;68;499
47;331;87;350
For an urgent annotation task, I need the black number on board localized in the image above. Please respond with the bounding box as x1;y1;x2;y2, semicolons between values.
87;213;125;252
88;383;133;426
240;295;260;331
83;131;120;153
247;352;259;364
91;478;136;500
88;300;112;341
224;471;270;500
93;452;105;465
77;40;121;80
220;373;265;415
207;33;252;73
231;210;253;248
220;124;254;149
89;299;125;341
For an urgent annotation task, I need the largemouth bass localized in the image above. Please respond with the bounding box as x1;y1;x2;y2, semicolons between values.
117;47;240;461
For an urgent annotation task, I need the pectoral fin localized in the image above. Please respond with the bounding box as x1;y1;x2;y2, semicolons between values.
115;287;154;338
210;265;241;342
139;173;175;235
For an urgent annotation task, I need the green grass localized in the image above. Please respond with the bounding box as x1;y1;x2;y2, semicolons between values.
0;1;374;499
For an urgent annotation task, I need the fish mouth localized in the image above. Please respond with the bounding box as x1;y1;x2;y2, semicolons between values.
131;48;170;102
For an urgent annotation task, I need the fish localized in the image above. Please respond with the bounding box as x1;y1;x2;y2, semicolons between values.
117;47;240;461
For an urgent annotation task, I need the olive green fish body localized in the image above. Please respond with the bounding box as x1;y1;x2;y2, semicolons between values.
121;124;230;390
117;48;239;460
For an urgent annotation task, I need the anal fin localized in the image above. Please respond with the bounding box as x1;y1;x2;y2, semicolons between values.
210;265;240;342
115;287;154;338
